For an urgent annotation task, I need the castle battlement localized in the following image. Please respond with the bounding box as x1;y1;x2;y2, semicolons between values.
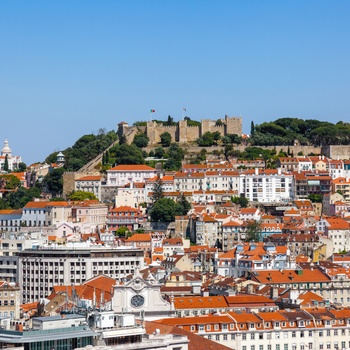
117;115;242;145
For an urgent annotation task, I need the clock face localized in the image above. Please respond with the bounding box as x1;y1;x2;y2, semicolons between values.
131;294;145;307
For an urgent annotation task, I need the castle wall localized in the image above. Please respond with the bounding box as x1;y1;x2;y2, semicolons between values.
201;119;213;136
185;125;200;142
208;125;225;135
62;172;87;199
321;145;350;160
147;121;178;144
120;115;243;145
225;115;242;135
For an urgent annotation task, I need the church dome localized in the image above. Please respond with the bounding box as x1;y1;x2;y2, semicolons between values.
1;139;12;157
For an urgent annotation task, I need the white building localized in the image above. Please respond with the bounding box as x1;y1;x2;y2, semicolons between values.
116;183;146;208
106;164;157;187
75;175;102;201
18;245;144;303
0;139;22;172
156;308;350;350
195;215;220;247
240;168;294;203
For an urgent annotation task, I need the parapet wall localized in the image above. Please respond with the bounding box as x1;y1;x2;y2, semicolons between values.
62;172;88;199
321;145;350;160
118;116;243;145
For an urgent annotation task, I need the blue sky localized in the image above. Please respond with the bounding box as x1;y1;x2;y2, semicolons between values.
1;1;350;164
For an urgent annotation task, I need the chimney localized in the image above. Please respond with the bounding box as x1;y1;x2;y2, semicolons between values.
247;284;254;294
270;286;279;300
255;168;259;175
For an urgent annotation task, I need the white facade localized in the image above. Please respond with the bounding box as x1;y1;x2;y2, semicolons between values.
195;217;219;247
18;246;144;303
116;186;146;208
75;175;102;201
106;165;157;187
0;139;22;172
240;169;294;203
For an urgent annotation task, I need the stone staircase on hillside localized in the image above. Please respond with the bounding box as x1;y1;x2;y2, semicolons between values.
78;139;119;174
125;127;139;144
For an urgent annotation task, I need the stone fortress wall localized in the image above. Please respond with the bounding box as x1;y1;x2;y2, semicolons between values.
117;115;243;145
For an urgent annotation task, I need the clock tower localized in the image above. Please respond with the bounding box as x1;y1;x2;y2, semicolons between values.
112;269;175;321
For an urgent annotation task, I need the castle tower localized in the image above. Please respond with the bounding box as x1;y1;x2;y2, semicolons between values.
178;120;188;143
225;115;243;136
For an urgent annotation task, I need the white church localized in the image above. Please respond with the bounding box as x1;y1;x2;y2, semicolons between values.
0;139;22;172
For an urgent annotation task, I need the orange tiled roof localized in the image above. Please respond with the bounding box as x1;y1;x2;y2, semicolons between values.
76;175;102;181
108;164;156;171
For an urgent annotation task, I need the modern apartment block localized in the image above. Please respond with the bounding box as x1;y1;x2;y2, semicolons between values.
18;246;144;303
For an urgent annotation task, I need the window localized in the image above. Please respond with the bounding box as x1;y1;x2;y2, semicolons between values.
215;335;220;341
242;334;247;340
251;333;255;340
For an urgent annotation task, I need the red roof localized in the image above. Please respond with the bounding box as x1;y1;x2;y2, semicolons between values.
108;164;156;171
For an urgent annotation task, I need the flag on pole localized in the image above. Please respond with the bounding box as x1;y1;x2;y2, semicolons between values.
150;109;155;113
182;108;186;111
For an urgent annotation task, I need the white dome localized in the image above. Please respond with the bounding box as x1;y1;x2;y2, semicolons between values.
1;139;12;157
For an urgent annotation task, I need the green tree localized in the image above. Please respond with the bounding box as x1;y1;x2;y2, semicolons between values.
119;135;127;145
115;144;145;164
0;174;21;189
133;133;149;148
176;194;191;215
115;226;130;237
160;132;172;147
222;136;231;145
231;196;249;208
5;186;41;209
149;198;178;222
167;115;174;126
245;220;262;242
215;119;223;126
308;194;323;203
154;147;165;158
4;155;9;172
251;121;255;136
14;162;27;172
151;176;164;203
227;134;243;144
68;190;97;201
212;131;221;145
42;168;65;196
197;132;214;146
164;143;185;170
